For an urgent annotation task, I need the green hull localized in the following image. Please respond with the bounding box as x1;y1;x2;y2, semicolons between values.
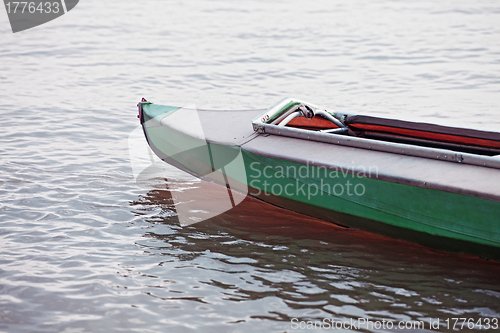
140;102;500;260
241;150;500;258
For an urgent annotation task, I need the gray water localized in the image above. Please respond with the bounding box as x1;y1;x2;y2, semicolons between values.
1;0;500;332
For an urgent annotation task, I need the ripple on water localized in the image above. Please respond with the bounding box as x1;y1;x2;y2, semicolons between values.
1;0;500;332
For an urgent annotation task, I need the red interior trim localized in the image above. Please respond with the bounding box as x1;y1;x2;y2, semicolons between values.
284;117;339;129
350;124;500;149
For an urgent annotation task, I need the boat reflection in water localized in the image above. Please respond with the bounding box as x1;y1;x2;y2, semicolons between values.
129;177;500;330
131;175;500;269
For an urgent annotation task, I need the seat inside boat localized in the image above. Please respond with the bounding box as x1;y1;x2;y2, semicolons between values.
279;109;500;156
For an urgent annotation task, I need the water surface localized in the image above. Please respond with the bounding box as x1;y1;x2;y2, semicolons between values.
1;0;500;332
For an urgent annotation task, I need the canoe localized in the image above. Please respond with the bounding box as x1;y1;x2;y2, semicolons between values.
137;97;500;260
